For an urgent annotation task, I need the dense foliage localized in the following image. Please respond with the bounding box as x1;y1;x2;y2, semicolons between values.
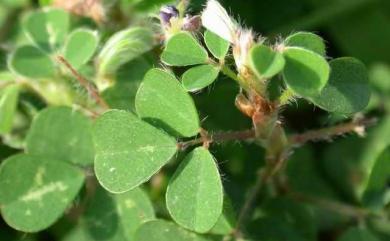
0;0;389;240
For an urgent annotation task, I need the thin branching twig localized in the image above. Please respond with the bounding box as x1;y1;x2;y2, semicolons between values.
57;55;109;110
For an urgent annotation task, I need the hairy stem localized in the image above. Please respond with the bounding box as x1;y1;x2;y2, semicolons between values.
228;117;376;239
289;117;377;147
220;64;240;83
177;129;256;150
232;169;271;239
279;88;295;106
57;56;109;110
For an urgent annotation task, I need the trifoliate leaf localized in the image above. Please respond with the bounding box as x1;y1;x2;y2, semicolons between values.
0;84;19;134
310;57;370;114
166;147;223;233
0;154;84;232
97;27;154;77
283;47;330;98
93;110;177;193
182;64;220;92
23;8;70;52
26;107;95;166
249;44;285;79
204;30;230;60
136;68;200;137
285;32;326;56
135;220;210;241
9;45;55;78
63;29;99;69
161;32;208;66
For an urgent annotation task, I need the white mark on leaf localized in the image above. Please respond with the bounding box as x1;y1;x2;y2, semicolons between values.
34;167;46;186
124;199;135;209
25;209;32;216
139;145;155;153
21;182;68;202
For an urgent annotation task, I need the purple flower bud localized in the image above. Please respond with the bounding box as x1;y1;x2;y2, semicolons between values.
160;5;179;26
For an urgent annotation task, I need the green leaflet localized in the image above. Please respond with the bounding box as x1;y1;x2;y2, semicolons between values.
265;198;317;240
182;64;220;92
249;44;285;79
23;8;70;52
248;197;317;241
204;30;230;60
86;187;155;241
283;47;330;98
63;29;99;69
136;68;200;137
135;220;210;241
362;147;390;208
310;57;370;114
62;187;155;241
9;45;55;78
26;107;95;166
0;154;84;232
102;57;152;111
97;27;154;77
115;187;156;240
161;32;208;66
285;32;326;56
102;82;140;111
166;147;223;233
93;110;177;193
209;199;236;235
337;227;380;241
321;116;390;203
0;84;19;134
370;63;390;94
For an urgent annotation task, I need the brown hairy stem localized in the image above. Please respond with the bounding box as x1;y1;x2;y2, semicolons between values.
289;117;377;147
229;117;376;239
177;129;256;150
57;55;109;110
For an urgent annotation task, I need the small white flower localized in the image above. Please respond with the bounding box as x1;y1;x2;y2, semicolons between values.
201;0;237;43
233;29;255;70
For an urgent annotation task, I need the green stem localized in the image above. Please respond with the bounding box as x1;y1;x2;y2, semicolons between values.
220;64;240;83
57;56;109;110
